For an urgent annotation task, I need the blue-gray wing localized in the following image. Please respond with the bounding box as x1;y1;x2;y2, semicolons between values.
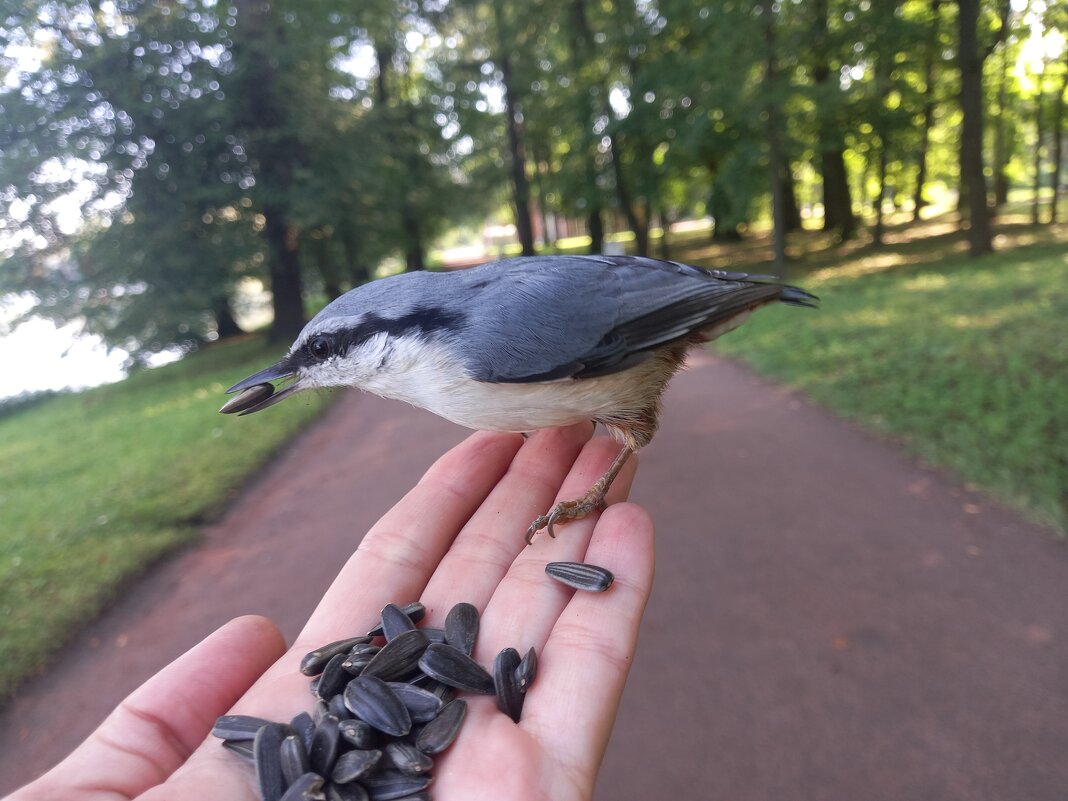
453;256;795;383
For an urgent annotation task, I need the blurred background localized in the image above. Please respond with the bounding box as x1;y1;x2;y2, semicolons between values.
1;0;1067;797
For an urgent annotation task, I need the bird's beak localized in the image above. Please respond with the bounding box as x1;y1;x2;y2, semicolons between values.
220;359;303;416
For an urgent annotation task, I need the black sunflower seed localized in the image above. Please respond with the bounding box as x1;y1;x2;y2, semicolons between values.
301;636;373;677
494;647;524;723
280;734;310;787
254;722;289;801
544;561;615;592
330;748;382;784
366;602;425;637
383;741;433;776
325;782;370;801
515;646;538;692
212;714;271;740
385;682;443;723
379;603;417;640
338;718;378;749
327;694;351;721
317;653;350;701
220;383;275;415
309;714;341;778
341;653;374;676
443;602;479;656
291;712;316;754
360;629;429;682
415;698;467;755
418;642;494;694
278;772;325;801
360;769;432;801
222;739;255;760
343;675;412;737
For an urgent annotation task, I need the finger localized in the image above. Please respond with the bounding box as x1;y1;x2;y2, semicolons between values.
226;431;524;719
297;430;523;647
474;437;639;664
12;616;284;801
419;422;594;616
521;503;655;793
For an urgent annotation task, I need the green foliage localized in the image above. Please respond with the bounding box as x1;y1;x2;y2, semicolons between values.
715;226;1068;533
0;336;331;697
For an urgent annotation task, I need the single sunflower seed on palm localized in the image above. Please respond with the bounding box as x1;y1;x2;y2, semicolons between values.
253;722;289;801
212;714;271;740
418;642;495;694
515;646;538;692
415;698;468;755
385;682;443;723
309;713;341;777
383;741;434;775
366;602;425;637
494;647;524;723
360;629;430;681
280;734;311;786
379;602;417;640
343;675;412;737
545;561;615;592
443;602;479;656
330;747;382;784
338;718;378;749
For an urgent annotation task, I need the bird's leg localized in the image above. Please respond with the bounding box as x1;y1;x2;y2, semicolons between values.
525;446;635;545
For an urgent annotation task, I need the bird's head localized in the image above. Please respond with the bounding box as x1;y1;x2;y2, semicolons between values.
220;273;465;415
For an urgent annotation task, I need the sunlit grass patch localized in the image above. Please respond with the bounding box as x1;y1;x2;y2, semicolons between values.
711;231;1068;533
0;337;332;698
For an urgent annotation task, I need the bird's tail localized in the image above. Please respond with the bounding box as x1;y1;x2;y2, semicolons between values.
779;284;820;309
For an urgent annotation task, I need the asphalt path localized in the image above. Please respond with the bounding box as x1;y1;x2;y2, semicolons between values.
1;352;1065;799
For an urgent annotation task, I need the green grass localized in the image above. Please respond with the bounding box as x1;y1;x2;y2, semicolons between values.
0;337;331;697
711;218;1068;533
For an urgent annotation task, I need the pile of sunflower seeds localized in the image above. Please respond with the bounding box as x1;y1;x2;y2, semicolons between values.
212;601;537;801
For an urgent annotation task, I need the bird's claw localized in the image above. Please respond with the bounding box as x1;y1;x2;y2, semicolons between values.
524;494;608;546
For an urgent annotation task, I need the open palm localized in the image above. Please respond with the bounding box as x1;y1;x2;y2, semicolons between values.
10;424;655;801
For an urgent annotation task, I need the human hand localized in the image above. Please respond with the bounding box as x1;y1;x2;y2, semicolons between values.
9;424;655;801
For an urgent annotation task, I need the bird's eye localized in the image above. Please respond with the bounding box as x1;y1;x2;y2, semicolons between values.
308;336;331;361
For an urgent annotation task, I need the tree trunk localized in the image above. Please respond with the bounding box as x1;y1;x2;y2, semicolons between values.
497;45;536;256
1033;71;1045;225
914;0;942;220
811;0;856;239
957;0;994;255
873;140;889;246
782;164;803;232
610;134;649;256
213;297;244;340
1051;57;1067;224
587;208;605;254
763;0;787;275
992;40;1012;208
263;207;306;342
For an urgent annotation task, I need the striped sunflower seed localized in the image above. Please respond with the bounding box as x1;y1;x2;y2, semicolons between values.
385;682;443;723
494;647;524;723
415;698;467;755
515;646;538;692
221;739;255;761
360;629;429;681
290;712;316;754
545;561;615;592
366;602;425;637
343;675;412;737
330;748;382;784
325;782;369;801
338;718;378;749
341;653;374;676
316;653;350;701
360;769;432;801
300;636;373;677
417;642;495;694
278;772;325;801
308;714;341;778
280;734;310;787
254;722;290;801
383;741;433;776
212;714;271;740
444;602;479;656
219;382;274;415
379;603;417;640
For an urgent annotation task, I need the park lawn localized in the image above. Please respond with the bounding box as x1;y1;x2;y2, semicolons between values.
0;337;331;698
712;222;1068;534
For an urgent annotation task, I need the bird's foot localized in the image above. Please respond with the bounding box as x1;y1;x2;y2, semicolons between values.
524;489;608;545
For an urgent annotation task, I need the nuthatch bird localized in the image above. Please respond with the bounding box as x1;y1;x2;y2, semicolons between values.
221;255;816;543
